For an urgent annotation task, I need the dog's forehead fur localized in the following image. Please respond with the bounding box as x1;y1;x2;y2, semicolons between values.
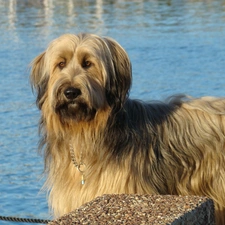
46;33;113;60
44;34;113;88
43;34;122;84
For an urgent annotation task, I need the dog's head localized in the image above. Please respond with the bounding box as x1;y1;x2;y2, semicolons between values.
30;33;132;122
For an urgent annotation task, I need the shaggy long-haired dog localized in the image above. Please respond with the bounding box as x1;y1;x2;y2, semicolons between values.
30;33;225;224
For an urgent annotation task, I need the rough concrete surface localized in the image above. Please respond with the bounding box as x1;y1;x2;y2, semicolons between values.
48;194;215;225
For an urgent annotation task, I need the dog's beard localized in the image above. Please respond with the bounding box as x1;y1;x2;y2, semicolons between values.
54;94;97;122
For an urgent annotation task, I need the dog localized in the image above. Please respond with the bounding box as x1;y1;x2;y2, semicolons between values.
30;33;225;224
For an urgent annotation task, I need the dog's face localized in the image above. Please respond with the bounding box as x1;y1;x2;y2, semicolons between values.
30;33;132;122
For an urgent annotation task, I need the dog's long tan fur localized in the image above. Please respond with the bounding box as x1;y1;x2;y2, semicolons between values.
30;33;225;224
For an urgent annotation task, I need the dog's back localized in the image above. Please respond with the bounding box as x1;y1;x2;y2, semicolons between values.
117;95;225;224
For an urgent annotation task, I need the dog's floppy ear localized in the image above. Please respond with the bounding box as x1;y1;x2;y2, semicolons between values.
30;52;49;109
103;37;132;111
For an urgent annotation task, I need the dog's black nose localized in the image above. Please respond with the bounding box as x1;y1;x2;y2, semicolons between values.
64;87;81;100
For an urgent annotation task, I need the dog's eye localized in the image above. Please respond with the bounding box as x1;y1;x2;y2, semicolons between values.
82;60;92;69
58;62;66;69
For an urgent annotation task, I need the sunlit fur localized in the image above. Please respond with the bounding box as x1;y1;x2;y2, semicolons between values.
30;33;225;224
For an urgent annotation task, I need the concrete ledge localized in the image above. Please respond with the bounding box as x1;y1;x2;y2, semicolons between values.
48;194;215;224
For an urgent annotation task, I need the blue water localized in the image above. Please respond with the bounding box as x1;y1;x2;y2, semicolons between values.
0;0;225;224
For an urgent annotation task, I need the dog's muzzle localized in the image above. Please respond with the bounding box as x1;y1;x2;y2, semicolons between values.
64;87;81;100
55;86;96;122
